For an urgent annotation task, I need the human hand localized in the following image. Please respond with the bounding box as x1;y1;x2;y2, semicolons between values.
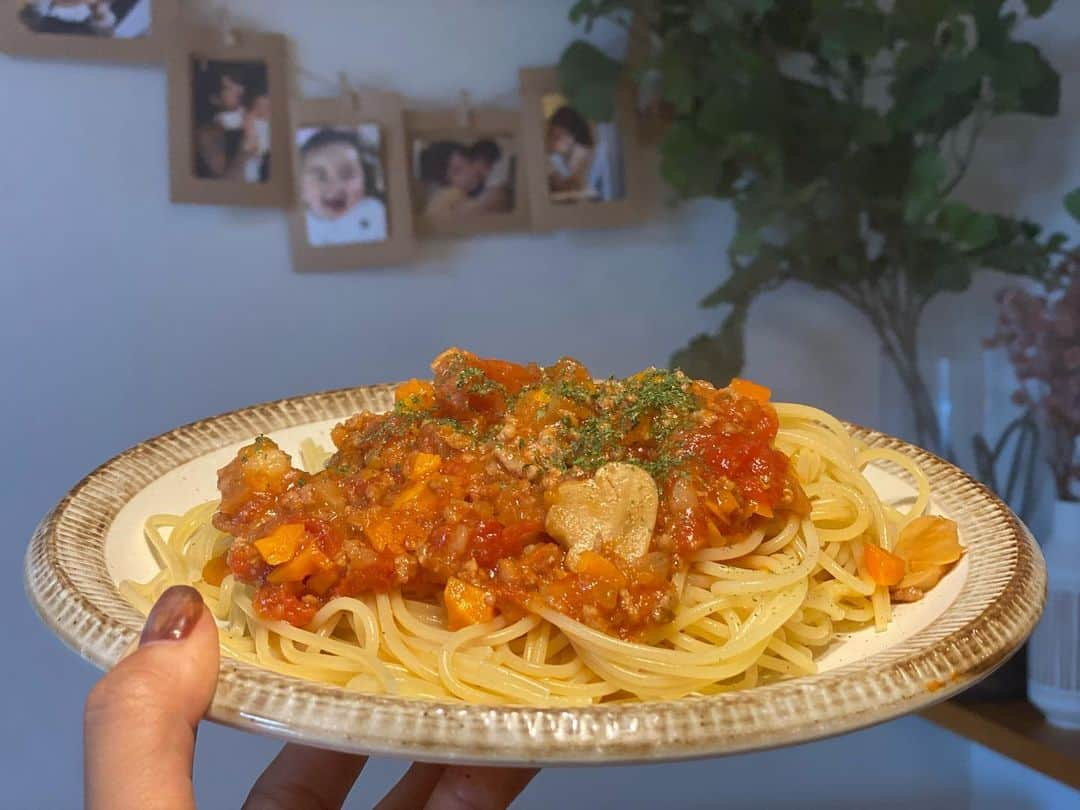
85;585;538;809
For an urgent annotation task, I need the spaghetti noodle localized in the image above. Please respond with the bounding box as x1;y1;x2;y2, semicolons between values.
121;349;961;705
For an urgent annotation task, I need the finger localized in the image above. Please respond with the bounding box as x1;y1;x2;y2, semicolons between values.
85;585;220;810
374;763;447;810
424;766;539;810
243;744;368;810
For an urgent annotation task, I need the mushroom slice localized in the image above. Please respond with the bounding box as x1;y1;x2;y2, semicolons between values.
545;462;659;564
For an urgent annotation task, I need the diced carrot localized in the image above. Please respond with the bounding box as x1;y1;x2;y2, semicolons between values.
444;577;495;630
863;543;907;586
267;546;327;584
410;452;442;479
364;518;398;553
574;551;628;587
751;500;774;518
730;377;772;402
394;379;435;410
392;481;428;509
306;567;339;596
201;554;229;586
253;523;305;565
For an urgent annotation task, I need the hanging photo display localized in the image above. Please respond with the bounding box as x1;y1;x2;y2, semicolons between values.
289;91;415;270
0;0;177;62
3;2;658;268
519;67;650;233
166;25;293;207
406;106;529;237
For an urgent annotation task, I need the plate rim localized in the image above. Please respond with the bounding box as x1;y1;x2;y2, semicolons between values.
24;384;1047;765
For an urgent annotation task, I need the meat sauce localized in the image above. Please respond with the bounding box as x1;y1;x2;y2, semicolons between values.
213;349;806;639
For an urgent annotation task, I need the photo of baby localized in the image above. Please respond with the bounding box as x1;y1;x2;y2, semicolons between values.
542;92;625;205
16;0;150;37
298;125;388;247
414;137;515;218
191;59;271;184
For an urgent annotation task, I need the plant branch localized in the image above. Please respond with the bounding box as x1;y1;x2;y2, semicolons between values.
940;107;988;199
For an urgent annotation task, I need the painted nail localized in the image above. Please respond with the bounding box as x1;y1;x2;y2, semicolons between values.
140;585;204;646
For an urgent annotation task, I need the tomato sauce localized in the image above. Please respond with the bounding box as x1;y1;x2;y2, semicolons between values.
213;349;805;638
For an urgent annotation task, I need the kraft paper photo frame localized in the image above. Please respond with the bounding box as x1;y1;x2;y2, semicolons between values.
0;0;178;63
289;90;415;270
519;66;650;233
167;25;293;207
405;105;530;237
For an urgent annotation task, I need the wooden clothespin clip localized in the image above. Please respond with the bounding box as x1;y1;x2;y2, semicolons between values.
339;71;361;111
219;6;237;47
456;89;473;128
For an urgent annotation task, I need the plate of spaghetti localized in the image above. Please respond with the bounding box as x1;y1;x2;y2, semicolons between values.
26;349;1044;764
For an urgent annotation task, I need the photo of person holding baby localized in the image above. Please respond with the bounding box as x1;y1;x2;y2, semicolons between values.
190;60;271;184
16;0;150;37
298;125;388;247
542;93;625;205
415;137;515;218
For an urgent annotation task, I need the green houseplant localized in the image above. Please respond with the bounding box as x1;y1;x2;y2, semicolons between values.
559;0;1068;457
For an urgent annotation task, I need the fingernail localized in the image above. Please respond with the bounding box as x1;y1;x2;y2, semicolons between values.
140;585;204;646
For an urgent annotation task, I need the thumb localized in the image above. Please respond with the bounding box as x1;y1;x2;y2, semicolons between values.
85;585;220;810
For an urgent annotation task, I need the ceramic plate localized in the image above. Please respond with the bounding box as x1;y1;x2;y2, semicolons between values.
25;385;1046;765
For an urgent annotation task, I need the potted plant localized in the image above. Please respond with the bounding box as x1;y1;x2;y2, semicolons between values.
558;0;1068;458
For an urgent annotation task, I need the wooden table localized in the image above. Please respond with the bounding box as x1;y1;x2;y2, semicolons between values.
921;700;1080;791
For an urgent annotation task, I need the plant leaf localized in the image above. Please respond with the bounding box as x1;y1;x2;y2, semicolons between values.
937;202;998;248
558;40;622;122
977;236;1052;281
1023;0;1053;18
1010;43;1060;116
670;304;750;384
700;248;786;307
904;147;947;224
1064;188;1080;223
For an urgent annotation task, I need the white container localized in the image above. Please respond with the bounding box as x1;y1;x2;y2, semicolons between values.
1028;499;1080;729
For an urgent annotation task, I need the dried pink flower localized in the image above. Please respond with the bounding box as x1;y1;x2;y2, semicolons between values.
990;257;1080;501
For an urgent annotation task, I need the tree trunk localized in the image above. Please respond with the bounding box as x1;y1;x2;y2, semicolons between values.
855;281;950;458
883;336;949;457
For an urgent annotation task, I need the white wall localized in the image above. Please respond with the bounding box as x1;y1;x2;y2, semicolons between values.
1;1;1077;806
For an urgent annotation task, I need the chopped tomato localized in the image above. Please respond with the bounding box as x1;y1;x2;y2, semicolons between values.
226;541;268;582
472;520;543;569
214;351;811;640
252;582;318;625
730;377;772;402
471;357;541;395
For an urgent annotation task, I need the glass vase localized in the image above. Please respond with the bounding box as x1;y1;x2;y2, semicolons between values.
1028;500;1080;728
877;348;968;465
